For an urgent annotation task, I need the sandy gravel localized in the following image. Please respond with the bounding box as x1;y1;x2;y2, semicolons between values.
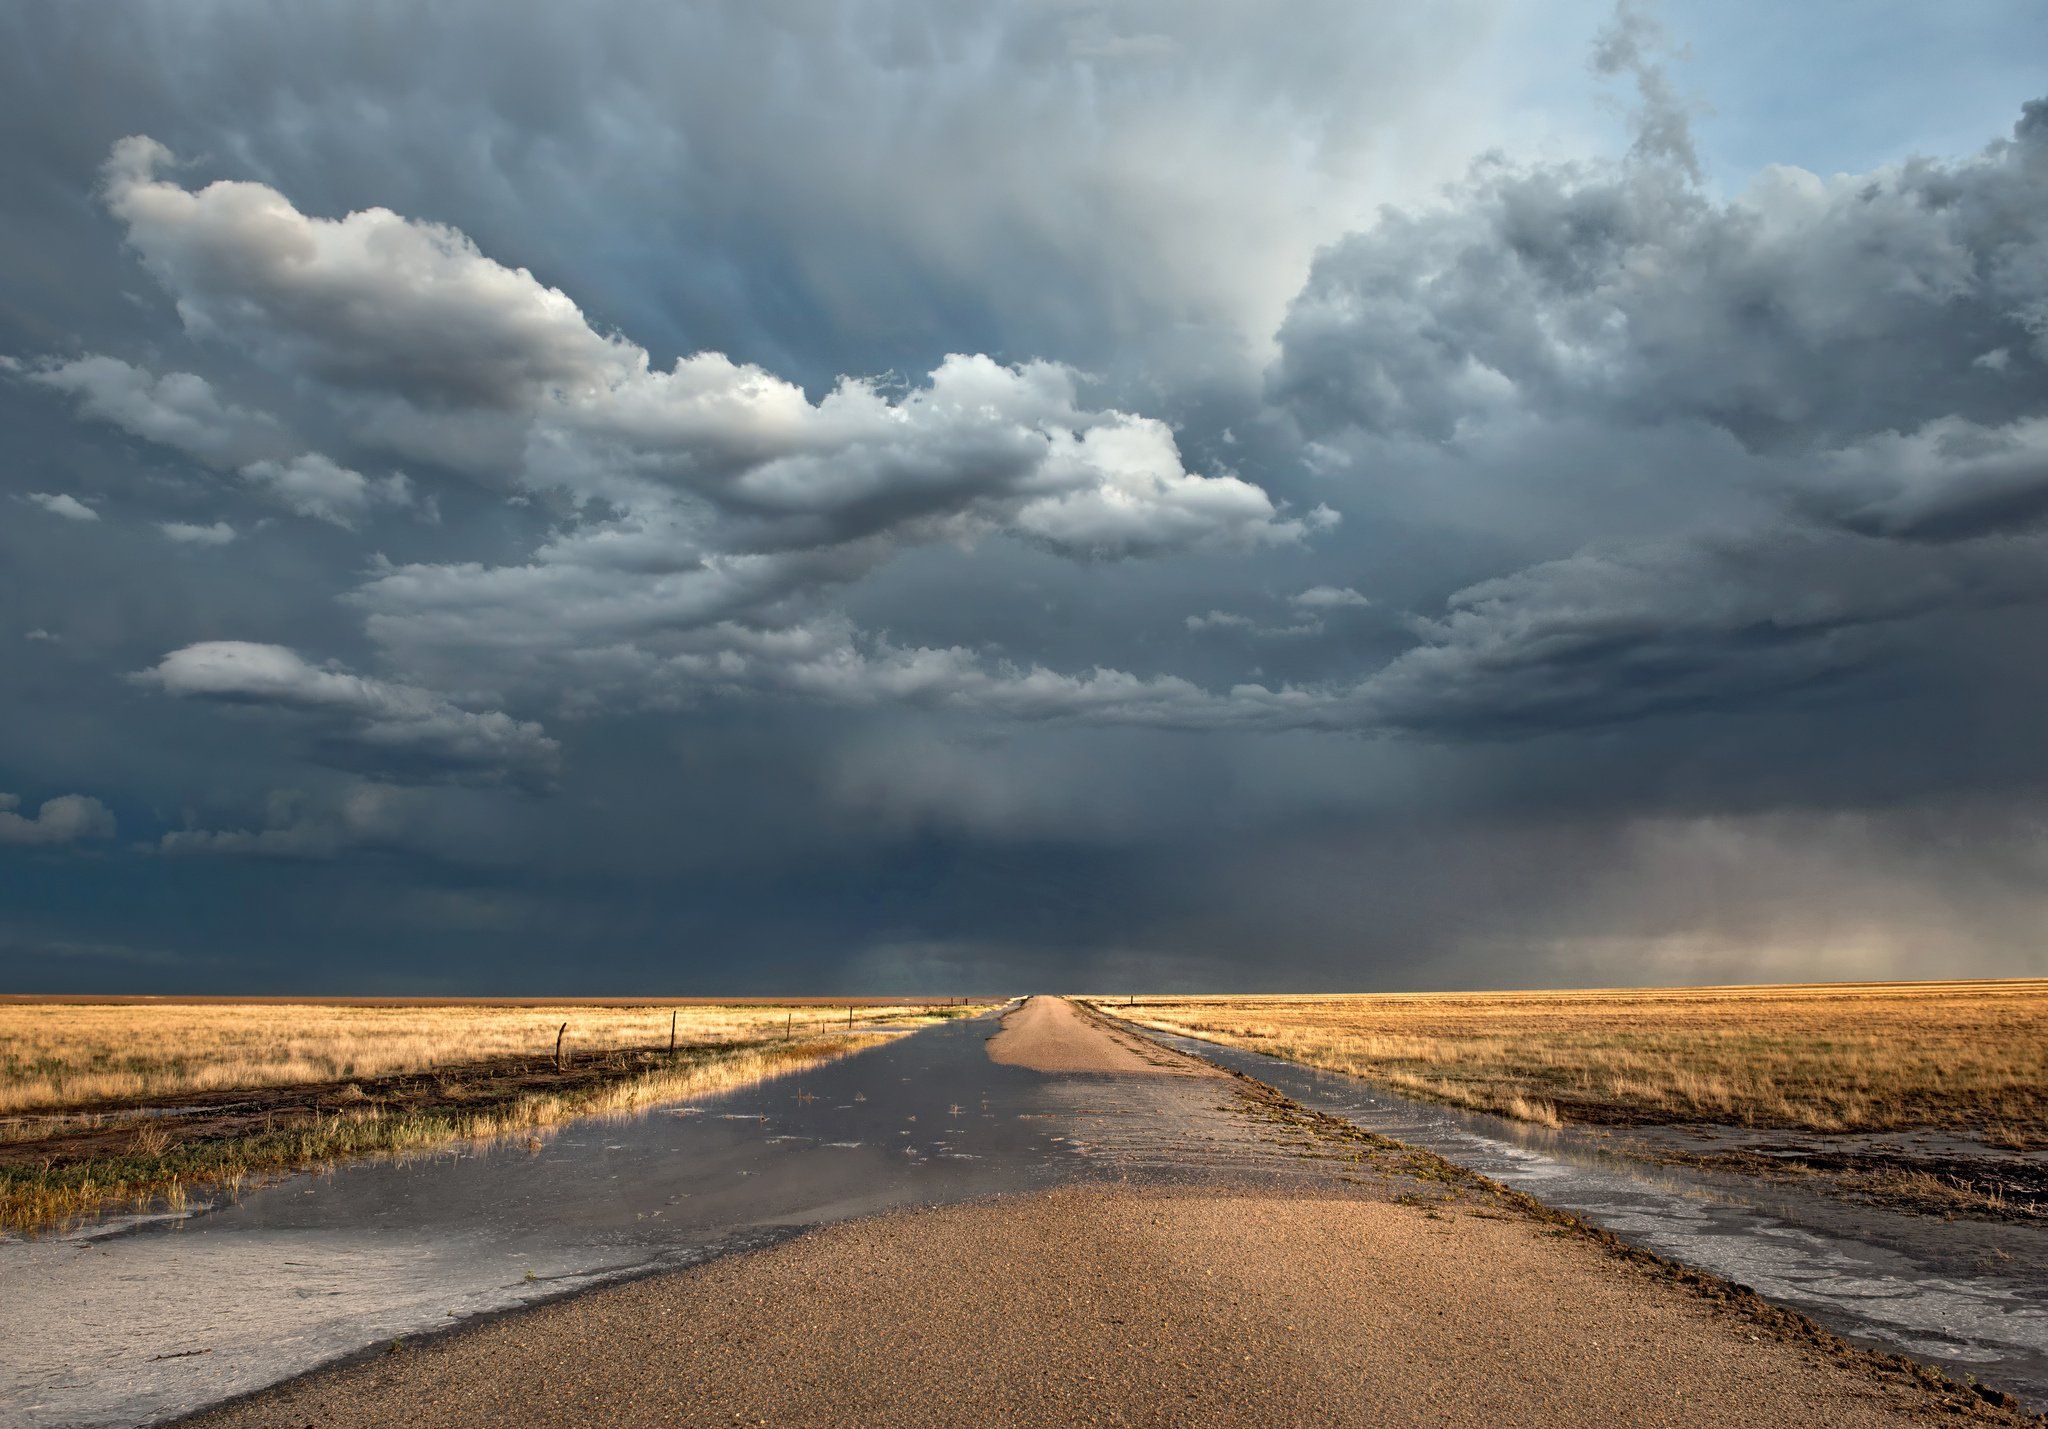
198;1184;1961;1429
984;995;1212;1075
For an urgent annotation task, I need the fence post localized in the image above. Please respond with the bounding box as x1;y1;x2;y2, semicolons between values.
669;1010;677;1055
554;1021;569;1071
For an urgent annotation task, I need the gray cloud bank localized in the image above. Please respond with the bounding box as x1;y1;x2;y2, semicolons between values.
0;793;115;846
4;1;2048;991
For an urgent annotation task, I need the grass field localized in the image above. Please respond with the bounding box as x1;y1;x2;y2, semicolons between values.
1104;981;2048;1145
0;998;964;1113
0;998;986;1232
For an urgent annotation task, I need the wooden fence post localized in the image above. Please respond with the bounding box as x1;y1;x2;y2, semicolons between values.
554;1021;568;1071
669;1010;677;1055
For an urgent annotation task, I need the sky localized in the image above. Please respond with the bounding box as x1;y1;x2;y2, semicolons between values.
4;0;2048;994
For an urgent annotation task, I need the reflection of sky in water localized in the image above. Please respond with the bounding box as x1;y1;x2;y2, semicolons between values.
1151;1029;2048;1409
0;1016;1084;1428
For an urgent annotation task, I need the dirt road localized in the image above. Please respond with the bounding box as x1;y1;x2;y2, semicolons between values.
984;992;1210;1074
192;998;2017;1428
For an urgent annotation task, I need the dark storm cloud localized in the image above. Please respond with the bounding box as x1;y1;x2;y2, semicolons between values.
0;0;1504;391
1351;532;2048;737
1272;99;2048;454
1255;47;2048;742
157;785;423;860
1798;416;2048;542
6;0;2048;992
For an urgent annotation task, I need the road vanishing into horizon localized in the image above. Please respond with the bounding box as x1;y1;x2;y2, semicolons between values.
2;998;2043;1426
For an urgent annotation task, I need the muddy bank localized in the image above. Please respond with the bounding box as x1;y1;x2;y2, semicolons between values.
1619;1133;2048;1224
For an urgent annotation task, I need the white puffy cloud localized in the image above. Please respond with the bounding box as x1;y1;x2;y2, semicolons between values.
76;138;1319;721
99;138;1305;560
102;136;637;407
1185;609;1322;640
136;641;559;787
239;453;410;528
19;353;412;528
158;519;237;545
0;792;116;845
1292;585;1371;609
19;355;287;468
1185;610;1258;633
25;492;98;521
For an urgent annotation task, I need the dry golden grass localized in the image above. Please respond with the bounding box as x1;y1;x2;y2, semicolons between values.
1105;980;2048;1143
0;1000;961;1113
0;1033;903;1233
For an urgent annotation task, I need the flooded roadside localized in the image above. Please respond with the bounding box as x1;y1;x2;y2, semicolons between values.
9;998;2045;1425
0;1012;1083;1427
1135;1023;2048;1410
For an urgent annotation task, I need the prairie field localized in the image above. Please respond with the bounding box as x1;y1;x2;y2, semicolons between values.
0;998;963;1114
1107;980;2048;1145
0;998;985;1232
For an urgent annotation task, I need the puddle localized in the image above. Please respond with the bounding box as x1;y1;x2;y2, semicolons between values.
0;1015;1085;1428
1142;1026;2048;1409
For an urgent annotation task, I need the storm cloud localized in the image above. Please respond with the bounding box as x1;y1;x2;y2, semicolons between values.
0;793;116;846
4;0;2048;993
